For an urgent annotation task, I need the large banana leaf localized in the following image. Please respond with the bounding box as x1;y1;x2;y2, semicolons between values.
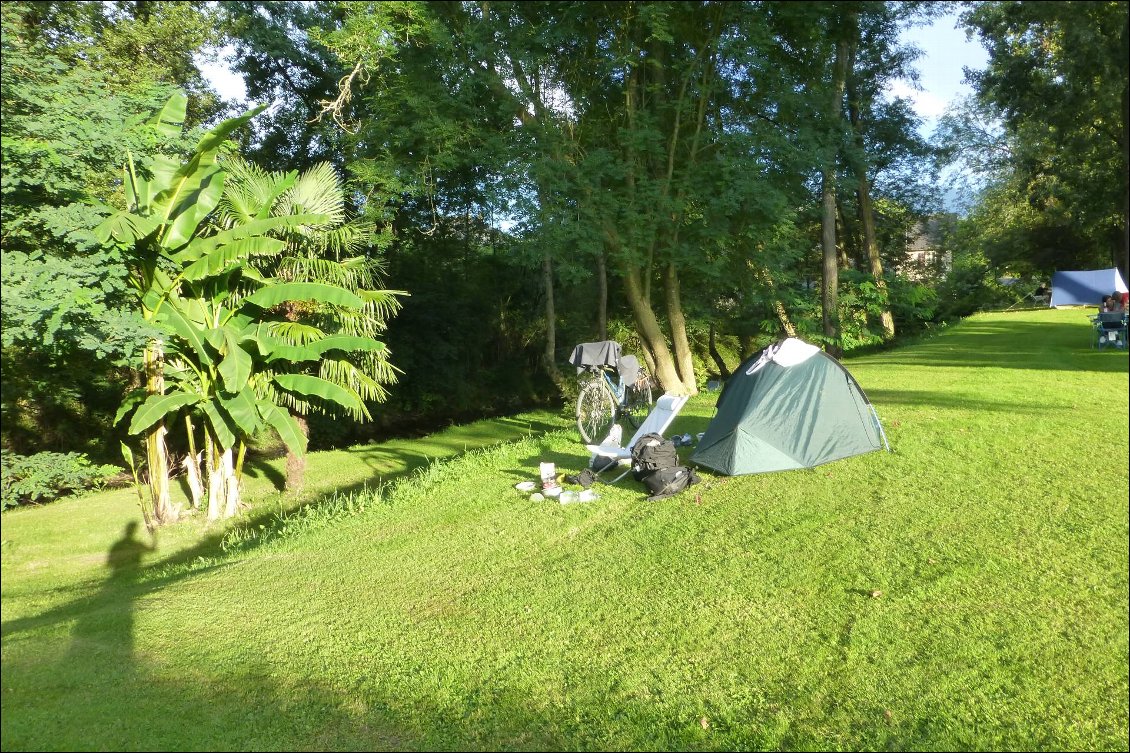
150;106;266;244
193;105;267;157
259;401;307;457
210;214;334;246
148;90;187;140
266;336;386;364
129;392;201;435
199;398;237;450
218;387;262;437
272;374;363;413
239;265;269;286
128;154;182;215
159;299;215;366
141;267;177;314
181;237;287;281
169;213;333;265
218;329;253;393
245;283;364;311
159;167;227;251
114;388;149;426
94;212;160;245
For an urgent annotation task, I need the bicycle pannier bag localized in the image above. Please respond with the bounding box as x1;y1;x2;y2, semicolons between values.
643;466;701;501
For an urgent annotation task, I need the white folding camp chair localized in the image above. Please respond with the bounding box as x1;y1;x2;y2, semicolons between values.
585;393;690;484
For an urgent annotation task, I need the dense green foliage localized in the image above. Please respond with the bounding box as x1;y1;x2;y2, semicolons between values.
2;0;1126;468
940;1;1129;285
0;450;121;509
0;1;219;459
2;310;1126;749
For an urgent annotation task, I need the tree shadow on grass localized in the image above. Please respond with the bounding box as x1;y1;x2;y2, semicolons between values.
853;320;1128;373
861;389;1075;414
174;412;573;564
3;523;435;750
3;524;426;750
1;521;747;750
239;452;288;489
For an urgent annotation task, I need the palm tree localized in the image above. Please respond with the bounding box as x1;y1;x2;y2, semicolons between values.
216;157;405;492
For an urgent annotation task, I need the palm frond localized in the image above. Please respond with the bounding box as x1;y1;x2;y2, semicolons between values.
266;321;327;345
319;359;393;413
277;256;365;288
259;381;313;417
307;221;373;260
277;162;347;226
217;156;279;225
359;290;407;322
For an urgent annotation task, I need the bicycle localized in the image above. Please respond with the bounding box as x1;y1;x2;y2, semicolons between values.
571;346;656;444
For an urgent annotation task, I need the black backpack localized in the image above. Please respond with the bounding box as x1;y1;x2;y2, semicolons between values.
630;433;679;481
643;466;701;501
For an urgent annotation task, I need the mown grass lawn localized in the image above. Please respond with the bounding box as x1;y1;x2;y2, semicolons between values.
2;308;1127;751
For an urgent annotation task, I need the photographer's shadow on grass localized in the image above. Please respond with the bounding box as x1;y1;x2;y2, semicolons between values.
106;521;156;579
65;521;156;670
5;522;181;666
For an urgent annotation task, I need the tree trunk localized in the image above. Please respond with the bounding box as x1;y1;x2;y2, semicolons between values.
858;175;896;339
707;322;730;379
821;29;849;359
664;262;698;395
183;415;204;509
821;169;842;358
846;24;895;342
285;413;309;494
1121;56;1129;285
143;339;176;526
622;264;684;394
596;248;608;340
750;262;796;338
206;433;223;522
738;333;756;360
540;250;565;389
222;447;240;519
836;200;853;270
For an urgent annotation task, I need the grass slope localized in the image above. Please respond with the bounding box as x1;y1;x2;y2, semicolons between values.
2;308;1127;751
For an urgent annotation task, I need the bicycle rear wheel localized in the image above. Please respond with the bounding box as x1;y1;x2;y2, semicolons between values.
576;378;617;444
620;370;655;430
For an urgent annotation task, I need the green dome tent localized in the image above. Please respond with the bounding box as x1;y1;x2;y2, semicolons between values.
691;338;889;476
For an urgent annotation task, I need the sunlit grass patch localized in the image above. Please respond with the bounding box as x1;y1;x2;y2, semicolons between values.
2;308;1126;751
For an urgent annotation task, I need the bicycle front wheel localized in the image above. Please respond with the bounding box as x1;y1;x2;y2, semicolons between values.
576;379;617;444
621;371;655;430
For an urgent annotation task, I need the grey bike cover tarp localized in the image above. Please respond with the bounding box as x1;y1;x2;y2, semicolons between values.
569;341;621;373
568;341;640;384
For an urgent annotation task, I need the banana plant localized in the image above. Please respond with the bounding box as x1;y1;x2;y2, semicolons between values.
126;277;384;519
96;93;390;523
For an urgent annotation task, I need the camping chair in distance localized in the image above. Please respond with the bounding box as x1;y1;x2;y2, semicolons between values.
1091;312;1128;349
585;393;690;484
